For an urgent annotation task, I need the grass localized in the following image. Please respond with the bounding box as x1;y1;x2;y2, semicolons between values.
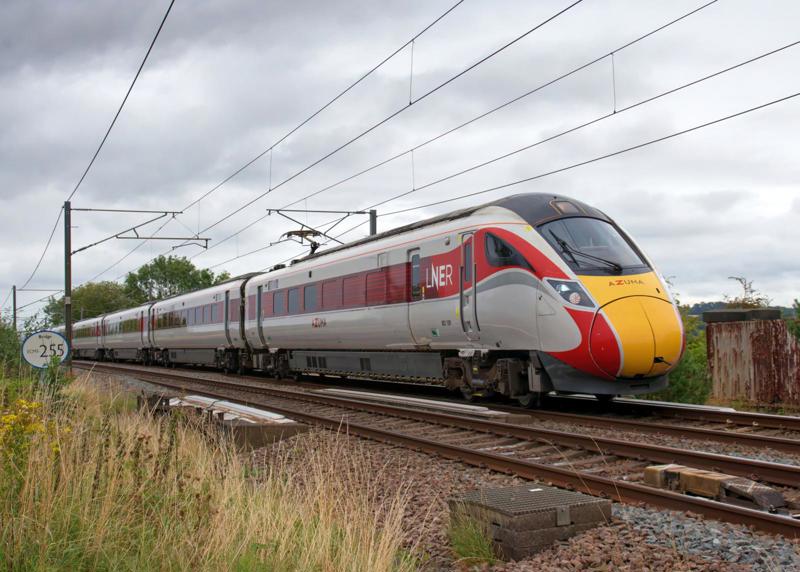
447;510;497;567
0;370;418;572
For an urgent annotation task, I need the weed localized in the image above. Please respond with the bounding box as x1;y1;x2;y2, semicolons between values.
448;510;497;566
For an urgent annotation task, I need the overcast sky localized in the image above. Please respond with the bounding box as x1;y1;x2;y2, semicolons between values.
2;0;798;320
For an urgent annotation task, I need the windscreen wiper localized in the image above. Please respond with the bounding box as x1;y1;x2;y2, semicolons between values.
549;230;623;273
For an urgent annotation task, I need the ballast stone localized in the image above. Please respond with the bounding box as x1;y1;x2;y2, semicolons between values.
449;484;611;561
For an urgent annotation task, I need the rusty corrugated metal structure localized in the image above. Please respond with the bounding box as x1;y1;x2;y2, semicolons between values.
704;310;800;406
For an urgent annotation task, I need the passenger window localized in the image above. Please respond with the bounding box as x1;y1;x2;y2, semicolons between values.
411;253;421;300
273;291;286;315
304;284;318;312
288;288;300;314
485;233;533;271
211;303;219;324
464;242;472;283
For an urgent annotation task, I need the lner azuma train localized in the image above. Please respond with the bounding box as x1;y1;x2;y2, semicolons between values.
65;193;684;406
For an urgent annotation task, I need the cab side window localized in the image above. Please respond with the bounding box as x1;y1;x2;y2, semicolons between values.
485;233;533;271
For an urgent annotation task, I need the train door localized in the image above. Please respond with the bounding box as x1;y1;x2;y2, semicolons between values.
406;248;422;344
148;307;156;346
139;310;145;346
459;232;480;341
224;290;233;345
256;285;267;345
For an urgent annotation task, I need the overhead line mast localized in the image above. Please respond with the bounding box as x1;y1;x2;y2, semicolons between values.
14;0;176;321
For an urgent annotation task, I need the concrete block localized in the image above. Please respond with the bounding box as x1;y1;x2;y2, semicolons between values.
218;418;308;450
449;484;611;560
679;468;730;498
643;464;786;510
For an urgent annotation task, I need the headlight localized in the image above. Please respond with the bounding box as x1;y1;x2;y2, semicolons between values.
546;279;596;308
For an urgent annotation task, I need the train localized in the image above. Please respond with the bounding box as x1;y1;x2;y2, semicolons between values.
59;193;684;406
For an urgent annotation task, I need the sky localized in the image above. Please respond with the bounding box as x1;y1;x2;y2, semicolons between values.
1;0;798;321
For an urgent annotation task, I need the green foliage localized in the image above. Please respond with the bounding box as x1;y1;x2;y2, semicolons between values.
124;255;230;304
649;307;711;405
789;299;800;343
0;320;21;372
448;511;497;565
44;281;132;326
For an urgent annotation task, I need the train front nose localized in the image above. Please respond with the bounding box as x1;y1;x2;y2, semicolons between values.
590;296;683;378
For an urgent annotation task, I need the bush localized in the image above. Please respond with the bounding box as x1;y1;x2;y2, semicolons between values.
789;299;800;343
0;321;21;373
648;311;711;405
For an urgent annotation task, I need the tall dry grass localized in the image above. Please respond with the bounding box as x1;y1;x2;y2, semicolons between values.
0;375;418;571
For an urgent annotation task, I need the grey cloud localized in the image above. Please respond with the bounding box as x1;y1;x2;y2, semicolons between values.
3;0;800;317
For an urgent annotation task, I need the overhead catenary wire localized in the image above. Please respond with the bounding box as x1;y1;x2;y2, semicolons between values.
86;0;467;285
161;0;585;255
194;28;791;272
188;0;718;261
111;0;585;279
380;90;800;216
30;89;800;316
181;0;465;212
15;0;176;293
97;215;175;282
243;88;800;271
367;38;800;210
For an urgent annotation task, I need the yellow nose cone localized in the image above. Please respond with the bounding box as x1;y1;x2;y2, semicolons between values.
601;296;683;377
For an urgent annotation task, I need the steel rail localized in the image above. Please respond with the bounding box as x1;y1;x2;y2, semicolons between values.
509;409;800;455
547;396;800;432
78;362;800;535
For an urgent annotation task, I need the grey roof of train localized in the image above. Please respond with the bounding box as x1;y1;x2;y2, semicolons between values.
70;194;607;325
293;192;609;266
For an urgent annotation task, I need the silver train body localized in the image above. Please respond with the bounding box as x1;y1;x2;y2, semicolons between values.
63;194;684;403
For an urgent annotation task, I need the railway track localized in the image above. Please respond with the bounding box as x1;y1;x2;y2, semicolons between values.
162;362;800;454
492;407;800;456
76;360;800;537
92;360;800;456
555;396;800;432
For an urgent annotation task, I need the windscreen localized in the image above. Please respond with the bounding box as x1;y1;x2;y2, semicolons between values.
539;217;648;273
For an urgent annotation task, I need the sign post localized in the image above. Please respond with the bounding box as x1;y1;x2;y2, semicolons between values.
21;330;70;370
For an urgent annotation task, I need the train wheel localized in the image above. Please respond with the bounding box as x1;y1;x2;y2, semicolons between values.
460;386;478;402
595;394;615;405
517;392;541;409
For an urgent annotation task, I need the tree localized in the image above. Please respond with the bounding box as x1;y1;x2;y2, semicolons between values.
43;281;132;326
124;255;230;304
